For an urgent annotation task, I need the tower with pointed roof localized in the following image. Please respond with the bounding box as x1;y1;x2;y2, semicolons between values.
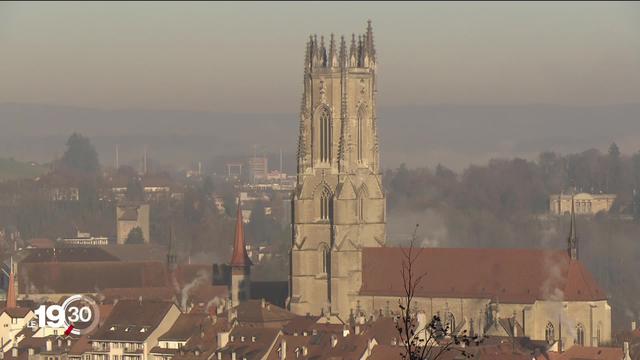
291;21;386;317
6;258;16;309
568;193;578;260
167;224;178;273
230;201;252;307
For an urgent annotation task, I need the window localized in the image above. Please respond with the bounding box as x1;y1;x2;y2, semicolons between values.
447;312;456;333
320;187;332;220
357;106;366;162
318;108;331;163
576;323;585;346
321;246;330;274
545;322;554;343
356;196;364;222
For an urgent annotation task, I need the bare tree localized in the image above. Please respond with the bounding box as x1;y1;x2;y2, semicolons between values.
396;224;483;360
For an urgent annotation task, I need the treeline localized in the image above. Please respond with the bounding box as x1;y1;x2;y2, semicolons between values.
383;144;640;331
385;143;640;218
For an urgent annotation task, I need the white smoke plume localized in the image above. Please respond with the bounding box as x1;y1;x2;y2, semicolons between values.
180;269;209;311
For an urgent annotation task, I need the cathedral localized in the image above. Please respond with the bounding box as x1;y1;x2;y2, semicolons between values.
289;22;611;349
290;21;386;318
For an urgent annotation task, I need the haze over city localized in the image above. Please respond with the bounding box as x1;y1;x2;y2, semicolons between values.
1;2;640;169
1;3;640;360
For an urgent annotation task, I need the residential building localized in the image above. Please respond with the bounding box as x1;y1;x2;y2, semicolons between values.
87;300;181;360
116;203;150;244
550;192;617;215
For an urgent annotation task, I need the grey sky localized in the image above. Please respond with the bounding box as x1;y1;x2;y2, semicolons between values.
1;1;639;113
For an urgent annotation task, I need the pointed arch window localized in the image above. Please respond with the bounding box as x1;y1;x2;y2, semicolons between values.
356;186;367;223
320;245;330;274
319;187;332;221
357;106;366;162
319;108;332;163
576;323;585;346
357;196;365;222
545;322;555;343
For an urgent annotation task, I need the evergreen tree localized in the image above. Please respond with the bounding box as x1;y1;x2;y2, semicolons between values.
126;177;145;201
61;133;100;173
125;226;145;244
608;142;622;193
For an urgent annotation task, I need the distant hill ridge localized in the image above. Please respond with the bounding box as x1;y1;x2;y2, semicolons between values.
1;102;639;170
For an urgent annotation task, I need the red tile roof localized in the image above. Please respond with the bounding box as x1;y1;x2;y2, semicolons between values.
90;300;176;342
360;247;606;303
554;345;624;360
158;313;208;341
21;247;118;263
235;300;296;325
19;261;168;294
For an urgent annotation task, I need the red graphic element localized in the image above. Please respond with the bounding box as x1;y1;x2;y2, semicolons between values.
64;325;74;336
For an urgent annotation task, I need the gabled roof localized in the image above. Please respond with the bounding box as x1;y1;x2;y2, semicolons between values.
171;317;230;360
90;300;176;342
19;261;168;294
236;300;296;325
554;345;623;360
159;313;207;341
21;247;118;263
360;247;606;303
118;208;139;221
217;326;279;360
3;307;31;318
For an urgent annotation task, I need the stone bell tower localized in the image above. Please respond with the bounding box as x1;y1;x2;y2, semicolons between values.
290;21;386;318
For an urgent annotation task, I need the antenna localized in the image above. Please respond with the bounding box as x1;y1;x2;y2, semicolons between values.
115;144;119;169
143;145;148;174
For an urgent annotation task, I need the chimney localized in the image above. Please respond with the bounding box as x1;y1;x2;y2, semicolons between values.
279;338;287;360
623;342;632;360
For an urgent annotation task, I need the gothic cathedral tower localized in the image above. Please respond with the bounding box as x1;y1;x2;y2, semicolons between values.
290;21;386;318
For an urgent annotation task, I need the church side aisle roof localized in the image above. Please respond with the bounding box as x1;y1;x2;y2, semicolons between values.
360;247;606;303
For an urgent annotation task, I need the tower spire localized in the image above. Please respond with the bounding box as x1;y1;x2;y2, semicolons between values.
230;200;252;267
349;34;357;67
167;223;178;272
365;20;376;65
329;33;337;67
6;257;16;309
568;192;578;260
230;199;251;306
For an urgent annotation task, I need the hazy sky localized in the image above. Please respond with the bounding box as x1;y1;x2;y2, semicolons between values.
1;2;639;113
